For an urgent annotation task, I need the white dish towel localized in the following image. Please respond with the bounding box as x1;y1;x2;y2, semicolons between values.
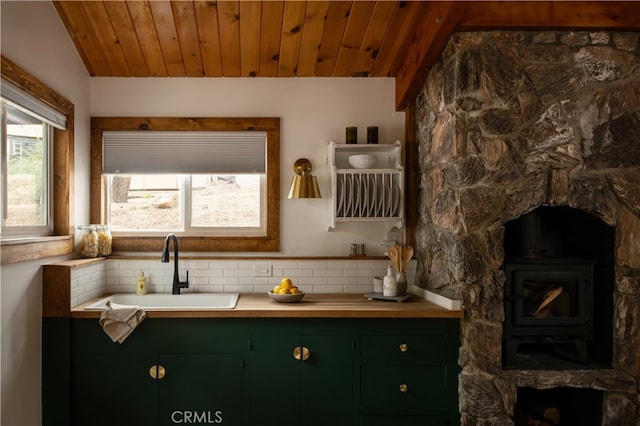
99;301;147;344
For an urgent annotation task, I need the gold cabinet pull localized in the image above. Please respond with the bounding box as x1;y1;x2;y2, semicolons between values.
399;383;408;393
149;365;166;380
399;343;408;352
293;346;311;361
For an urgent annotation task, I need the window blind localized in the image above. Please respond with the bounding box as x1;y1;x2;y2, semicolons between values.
102;131;267;174
1;79;67;130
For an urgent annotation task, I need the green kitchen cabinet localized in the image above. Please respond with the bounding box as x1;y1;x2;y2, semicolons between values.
249;331;356;426
360;416;447;426
359;331;459;425
73;352;242;426
72;353;157;425
156;353;242;425
51;317;459;426
69;319;246;426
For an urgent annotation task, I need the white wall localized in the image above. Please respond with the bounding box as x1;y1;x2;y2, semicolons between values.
91;77;405;256
1;1;91;425
1;1;405;424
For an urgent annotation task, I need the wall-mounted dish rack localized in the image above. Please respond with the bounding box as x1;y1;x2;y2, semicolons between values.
328;140;404;230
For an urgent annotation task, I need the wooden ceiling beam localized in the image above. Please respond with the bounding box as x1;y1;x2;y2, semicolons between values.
394;1;640;111
457;1;640;31
394;1;461;110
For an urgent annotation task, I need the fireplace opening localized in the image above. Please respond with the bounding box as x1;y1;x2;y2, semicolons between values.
503;206;614;369
513;387;603;426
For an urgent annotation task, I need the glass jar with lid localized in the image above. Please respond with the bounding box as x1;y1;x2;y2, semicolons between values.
96;224;112;256
78;225;98;258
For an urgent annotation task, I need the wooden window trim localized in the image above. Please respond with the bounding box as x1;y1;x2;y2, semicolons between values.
0;56;75;264
90;117;280;252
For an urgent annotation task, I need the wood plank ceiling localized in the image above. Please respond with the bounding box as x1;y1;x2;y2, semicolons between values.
53;1;640;110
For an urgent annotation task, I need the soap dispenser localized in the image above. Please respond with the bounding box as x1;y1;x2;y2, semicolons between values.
382;264;397;297
136;270;147;295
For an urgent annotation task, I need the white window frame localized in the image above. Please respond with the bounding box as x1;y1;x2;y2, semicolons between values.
1;99;54;238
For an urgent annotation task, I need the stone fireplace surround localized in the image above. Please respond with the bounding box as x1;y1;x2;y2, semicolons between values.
414;31;640;424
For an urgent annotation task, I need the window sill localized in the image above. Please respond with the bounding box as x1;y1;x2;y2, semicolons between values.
1;235;74;264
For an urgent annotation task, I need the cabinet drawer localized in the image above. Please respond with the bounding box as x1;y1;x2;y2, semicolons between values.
361;335;445;364
361;415;446;426
360;365;448;415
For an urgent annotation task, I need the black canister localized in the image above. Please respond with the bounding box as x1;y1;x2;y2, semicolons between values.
367;126;378;144
346;126;357;144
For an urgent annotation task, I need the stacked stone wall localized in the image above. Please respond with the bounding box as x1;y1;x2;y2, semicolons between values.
415;31;640;424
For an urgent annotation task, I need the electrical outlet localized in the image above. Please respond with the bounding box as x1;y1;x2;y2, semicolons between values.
385;230;403;243
254;264;272;277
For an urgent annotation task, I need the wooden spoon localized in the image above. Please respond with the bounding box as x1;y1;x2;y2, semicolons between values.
402;245;414;271
388;245;400;271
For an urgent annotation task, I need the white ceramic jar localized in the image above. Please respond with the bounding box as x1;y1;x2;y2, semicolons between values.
382;264;397;297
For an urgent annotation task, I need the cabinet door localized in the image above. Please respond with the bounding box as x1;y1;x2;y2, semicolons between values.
72;354;157;426
249;335;301;425
249;334;355;426
360;365;448;415
157;353;242;426
300;335;355;426
361;415;446;426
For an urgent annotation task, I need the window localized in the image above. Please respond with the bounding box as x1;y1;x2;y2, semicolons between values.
106;174;264;234
1;102;53;235
0;55;74;264
91;117;280;252
102;130;267;236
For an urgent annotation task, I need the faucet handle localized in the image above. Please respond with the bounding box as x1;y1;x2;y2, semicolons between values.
180;270;189;289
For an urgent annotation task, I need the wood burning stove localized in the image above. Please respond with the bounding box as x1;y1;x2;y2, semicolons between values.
502;206;614;369
503;258;595;366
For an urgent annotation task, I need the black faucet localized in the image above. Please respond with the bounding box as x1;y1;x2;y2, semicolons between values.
161;233;189;294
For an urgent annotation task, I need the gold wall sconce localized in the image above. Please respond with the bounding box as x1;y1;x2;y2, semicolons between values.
288;158;321;198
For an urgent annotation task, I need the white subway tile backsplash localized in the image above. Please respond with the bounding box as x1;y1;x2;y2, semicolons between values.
223;268;254;277
193;269;224;278
229;284;254;293
343;268;374;277
298;277;328;286
355;259;387;269
283;268;314;278
67;257;414;308
313;269;343;277
297;260;329;269
206;260;239;269
209;277;240;286
189;284;224;293
330;276;360;286
313;284;344;293
248;277;270;286
270;261;299;269
70;263;107;306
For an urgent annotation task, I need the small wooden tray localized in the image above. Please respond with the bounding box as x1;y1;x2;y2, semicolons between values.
365;292;412;303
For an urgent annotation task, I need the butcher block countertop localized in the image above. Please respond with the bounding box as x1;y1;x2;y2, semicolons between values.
71;293;463;319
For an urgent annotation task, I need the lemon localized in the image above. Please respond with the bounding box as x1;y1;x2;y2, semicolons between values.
280;277;293;290
290;287;299;295
272;285;281;294
278;288;288;295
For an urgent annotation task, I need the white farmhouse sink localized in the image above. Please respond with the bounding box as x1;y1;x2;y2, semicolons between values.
85;293;239;310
